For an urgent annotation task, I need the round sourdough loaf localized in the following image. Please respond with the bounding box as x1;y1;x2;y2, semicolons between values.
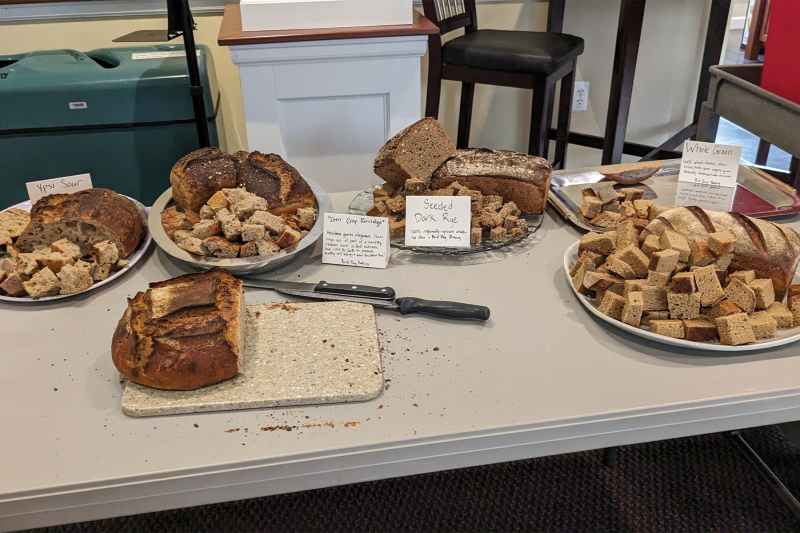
112;268;245;390
232;151;314;215
15;188;144;258
430;148;553;215
170;147;238;213
641;206;800;300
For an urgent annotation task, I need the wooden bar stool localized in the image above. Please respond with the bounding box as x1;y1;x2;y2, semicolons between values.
422;0;584;169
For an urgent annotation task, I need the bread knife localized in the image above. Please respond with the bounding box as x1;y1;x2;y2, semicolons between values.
273;287;491;321
239;278;395;300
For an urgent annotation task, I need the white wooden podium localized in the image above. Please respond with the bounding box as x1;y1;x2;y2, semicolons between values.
219;6;438;193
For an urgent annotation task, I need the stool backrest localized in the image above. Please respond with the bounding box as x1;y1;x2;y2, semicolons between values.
421;0;477;34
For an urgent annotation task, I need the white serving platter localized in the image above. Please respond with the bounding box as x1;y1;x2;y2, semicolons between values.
0;198;151;303
564;241;800;352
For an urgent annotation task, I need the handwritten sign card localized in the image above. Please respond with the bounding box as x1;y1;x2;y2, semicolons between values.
322;214;389;269
675;141;740;211
405;196;471;248
26;173;93;203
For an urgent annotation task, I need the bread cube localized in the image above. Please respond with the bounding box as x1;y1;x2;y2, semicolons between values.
16;253;41;276
707;229;737;255
366;201;387;217
645;270;670;288
256;238;280;256
590;212;621;228
294;207;316;230
93;241;119;265
703;299;742;321
766;302;794;328
22;267;61;298
621;291;644;327
405;178;429;195
641;311;670;326
623;279;647;297
791;295;800;326
641;234;662;257
183;210;201;227
221;188;250;205
241;224;266;242
748;279;775;310
0;272;27;296
220;217;243;240
206;191;230;212
385;195;406;215
480;211;503;230
571;256;596;293
688;237;714;267
724;277;756;315
50;239;82;261
621;188;644;202
683;319;718;342
389;220;406;237
598;291;626;320
618;201;637;218
582;251;604;268
57;264;93;295
671;272;696;294
584;271;623;292
581;196;604;219
668;290;701;320
92;263;112;281
499;201;521;219
716;313;756;345
34;251;76;275
373;187;391;200
504;215;519;231
510;227;525;238
642;285;668;311
176;235;205;255
730;270;755;284
713;253;732;271
615;219;639;250
192;219;222;240
633;199;654;219
489;227;508;242
276;227;303;248
617;244;650;277
482;196;503;211
648;249;680;273
648;205;673;221
199;205;216;219
249;211;286;235
233;196;268;220
694;265;726;307
579;232;615;255
650;320;684;338
750;310;777;340
0;258;15;276
201;236;241;258
659;230;690;262
603;201;620;213
590;182;618;203
470;228;482;246
160;206;184;239
607;256;636;280
239;241;258;258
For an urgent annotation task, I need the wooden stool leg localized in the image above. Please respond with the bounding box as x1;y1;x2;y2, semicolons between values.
425;35;443;118
554;62;576;170
528;77;549;157
457;82;475;149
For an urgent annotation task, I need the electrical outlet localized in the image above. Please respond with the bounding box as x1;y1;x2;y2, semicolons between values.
572;81;589;112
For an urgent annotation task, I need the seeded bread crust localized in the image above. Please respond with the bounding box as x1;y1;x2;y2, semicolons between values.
232;151;314;216
111;268;244;390
170;147;238;213
431;148;553;215
641;207;800;300
15;188;144;259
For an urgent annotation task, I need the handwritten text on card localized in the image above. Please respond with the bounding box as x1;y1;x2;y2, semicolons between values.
675;141;740;211
26;173;93;204
322;214;390;269
405;196;471;248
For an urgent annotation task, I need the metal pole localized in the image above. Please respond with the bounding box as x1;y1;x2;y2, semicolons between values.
168;0;211;148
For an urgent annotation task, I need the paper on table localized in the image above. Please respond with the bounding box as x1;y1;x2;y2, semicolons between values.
405;196;471;248
322;213;390;269
26;173;93;204
675;141;740;211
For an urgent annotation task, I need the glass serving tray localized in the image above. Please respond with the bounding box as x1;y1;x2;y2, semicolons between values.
348;187;543;255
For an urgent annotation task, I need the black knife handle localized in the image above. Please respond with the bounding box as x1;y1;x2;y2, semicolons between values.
395;297;490;321
315;281;396;300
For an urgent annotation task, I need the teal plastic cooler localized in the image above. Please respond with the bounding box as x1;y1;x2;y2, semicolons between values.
0;44;219;207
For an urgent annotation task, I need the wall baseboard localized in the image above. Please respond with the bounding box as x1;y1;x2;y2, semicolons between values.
0;0;523;22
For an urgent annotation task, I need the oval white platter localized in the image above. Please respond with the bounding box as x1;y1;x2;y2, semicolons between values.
0;197;152;303
564;241;800;352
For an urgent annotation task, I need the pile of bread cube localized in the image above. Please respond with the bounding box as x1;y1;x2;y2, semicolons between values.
580;182;673;229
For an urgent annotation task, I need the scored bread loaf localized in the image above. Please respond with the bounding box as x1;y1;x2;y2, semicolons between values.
641;207;800;300
373;117;456;190
170;147;238;213
430;148;553;215
232;151;315;215
15;188;144;259
111;268;245;390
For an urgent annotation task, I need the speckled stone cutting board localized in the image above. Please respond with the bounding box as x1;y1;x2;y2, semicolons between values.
121;301;383;417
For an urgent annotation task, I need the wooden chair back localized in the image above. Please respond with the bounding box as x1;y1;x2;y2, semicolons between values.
421;0;478;34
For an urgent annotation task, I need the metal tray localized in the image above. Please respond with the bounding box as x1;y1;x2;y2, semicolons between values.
548;159;800;233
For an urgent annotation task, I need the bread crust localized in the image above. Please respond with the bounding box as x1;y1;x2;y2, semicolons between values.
430;149;552;214
233;151;314;215
111;268;244;390
641;207;800;300
15;188;144;258
170;147;237;213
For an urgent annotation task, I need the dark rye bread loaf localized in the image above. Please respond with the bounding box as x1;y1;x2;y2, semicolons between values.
15;188;144;258
431;148;553;215
232;151;315;215
170;147;237;213
373;117;456;190
111;268;245;390
641;207;800;300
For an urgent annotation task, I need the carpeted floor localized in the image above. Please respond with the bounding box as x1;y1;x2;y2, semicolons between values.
34;425;800;532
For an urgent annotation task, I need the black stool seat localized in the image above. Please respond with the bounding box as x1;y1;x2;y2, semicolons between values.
442;30;584;76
